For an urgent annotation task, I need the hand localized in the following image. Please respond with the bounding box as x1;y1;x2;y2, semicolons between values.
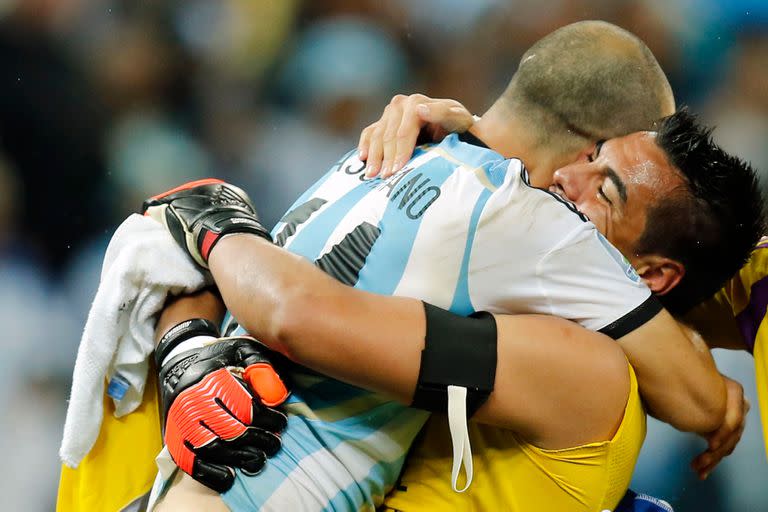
143;179;272;268
157;326;290;493
358;93;475;179
691;375;749;479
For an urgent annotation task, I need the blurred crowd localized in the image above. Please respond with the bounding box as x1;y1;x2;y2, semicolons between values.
0;0;766;510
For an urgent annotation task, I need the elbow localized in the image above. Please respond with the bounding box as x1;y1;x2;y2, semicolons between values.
261;285;316;359
232;279;315;359
697;373;728;433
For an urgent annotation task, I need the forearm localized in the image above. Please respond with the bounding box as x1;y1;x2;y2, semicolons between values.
639;357;724;434
206;234;630;446
618;309;726;433
154;288;226;344
208;234;425;402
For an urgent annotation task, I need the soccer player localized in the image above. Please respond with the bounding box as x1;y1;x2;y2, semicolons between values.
57;21;753;512
147;116;761;512
360;91;764;481
150;104;759;510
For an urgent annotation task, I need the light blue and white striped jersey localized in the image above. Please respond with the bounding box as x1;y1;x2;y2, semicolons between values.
222;133;658;511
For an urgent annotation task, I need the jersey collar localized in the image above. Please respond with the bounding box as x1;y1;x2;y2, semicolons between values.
457;131;490;149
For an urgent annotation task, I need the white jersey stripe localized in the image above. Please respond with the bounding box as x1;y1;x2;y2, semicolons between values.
392;167;486;309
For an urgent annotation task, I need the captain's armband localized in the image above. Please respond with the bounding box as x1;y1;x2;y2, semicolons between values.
411;303;497;417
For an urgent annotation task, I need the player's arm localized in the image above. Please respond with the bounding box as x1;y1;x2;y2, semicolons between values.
615;309;726;433
143;181;629;443
208;233;630;447
621;314;748;477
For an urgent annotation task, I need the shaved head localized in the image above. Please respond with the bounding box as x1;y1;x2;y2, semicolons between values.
497;21;674;154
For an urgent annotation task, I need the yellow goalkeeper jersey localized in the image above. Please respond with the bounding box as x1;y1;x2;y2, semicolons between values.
686;240;768;461
56;375;162;512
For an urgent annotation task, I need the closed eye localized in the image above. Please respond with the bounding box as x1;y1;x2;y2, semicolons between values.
588;139;605;163
598;185;613;206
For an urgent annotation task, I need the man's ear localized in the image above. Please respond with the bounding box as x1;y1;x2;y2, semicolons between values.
634;254;685;296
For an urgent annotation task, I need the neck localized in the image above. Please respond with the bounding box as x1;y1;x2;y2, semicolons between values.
470;104;561;188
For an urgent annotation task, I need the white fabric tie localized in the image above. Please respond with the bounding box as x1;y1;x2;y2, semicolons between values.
447;385;474;492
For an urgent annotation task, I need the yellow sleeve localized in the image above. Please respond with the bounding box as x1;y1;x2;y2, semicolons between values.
753;322;768;462
57;375;162;512
687;244;768;352
688;243;768;462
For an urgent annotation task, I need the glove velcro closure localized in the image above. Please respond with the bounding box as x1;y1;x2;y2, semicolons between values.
197;212;273;263
155;318;221;368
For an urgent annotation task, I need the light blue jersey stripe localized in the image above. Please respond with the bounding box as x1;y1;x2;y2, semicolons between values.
442;134;503;170
322;454;408;512
450;188;493;315
273;149;358;234
285;181;377;261
355;160;456;295
291;403;409;449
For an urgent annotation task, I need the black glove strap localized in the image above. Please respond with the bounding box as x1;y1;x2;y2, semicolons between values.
155;318;221;367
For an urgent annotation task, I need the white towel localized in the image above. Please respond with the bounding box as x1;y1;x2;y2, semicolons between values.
59;214;210;468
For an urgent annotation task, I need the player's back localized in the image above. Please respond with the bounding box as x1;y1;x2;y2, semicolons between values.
221;134;653;511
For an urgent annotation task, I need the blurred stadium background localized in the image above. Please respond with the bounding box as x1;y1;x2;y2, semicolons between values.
0;0;766;509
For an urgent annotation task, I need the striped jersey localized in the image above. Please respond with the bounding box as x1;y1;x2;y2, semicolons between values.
221;133;659;511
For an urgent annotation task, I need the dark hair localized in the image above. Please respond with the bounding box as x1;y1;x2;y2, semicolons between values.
502;21;674;151
636;109;765;314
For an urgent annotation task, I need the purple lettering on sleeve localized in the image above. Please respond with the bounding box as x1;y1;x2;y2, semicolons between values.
736;276;768;353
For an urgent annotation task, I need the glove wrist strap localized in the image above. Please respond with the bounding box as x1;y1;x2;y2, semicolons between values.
160;335;219;367
156;318;221;368
198;218;272;264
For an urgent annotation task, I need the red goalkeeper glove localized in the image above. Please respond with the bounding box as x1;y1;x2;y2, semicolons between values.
156;318;289;492
143;178;270;269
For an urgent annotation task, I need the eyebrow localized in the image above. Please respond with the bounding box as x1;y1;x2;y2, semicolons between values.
605;167;628;205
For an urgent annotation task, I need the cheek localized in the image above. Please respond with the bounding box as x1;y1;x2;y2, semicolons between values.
575;201;605;232
612;212;645;253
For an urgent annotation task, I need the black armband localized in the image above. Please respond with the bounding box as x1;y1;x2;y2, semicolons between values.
155;318;221;367
410;302;497;417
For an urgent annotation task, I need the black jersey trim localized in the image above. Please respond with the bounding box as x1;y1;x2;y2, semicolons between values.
457;131;490;149
519;166;590;222
598;296;663;340
275;198;327;247
315;222;380;286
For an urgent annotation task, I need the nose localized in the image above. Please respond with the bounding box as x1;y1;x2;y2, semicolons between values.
552;163;600;201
